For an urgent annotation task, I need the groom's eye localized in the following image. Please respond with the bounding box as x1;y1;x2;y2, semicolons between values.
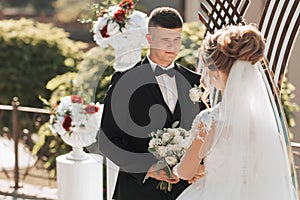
160;38;170;42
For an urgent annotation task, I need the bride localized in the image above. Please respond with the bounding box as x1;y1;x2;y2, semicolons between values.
173;24;298;200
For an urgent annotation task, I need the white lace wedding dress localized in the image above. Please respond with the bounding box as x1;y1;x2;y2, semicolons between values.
174;61;298;200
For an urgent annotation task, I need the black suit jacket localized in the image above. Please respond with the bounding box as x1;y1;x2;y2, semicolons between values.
99;58;206;200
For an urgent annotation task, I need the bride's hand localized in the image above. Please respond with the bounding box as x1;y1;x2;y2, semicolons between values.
188;164;205;184
146;164;180;184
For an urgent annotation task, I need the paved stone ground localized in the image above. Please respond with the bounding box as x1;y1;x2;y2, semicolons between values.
0;180;57;200
0;194;34;200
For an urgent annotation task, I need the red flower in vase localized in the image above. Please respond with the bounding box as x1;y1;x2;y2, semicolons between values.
113;9;126;22
100;24;110;38
84;104;100;114
71;95;83;103
62;115;72;131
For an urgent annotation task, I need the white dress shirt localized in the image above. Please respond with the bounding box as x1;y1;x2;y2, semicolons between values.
144;56;179;183
147;55;178;113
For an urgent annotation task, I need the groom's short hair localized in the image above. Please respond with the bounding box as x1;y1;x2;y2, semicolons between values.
148;7;183;29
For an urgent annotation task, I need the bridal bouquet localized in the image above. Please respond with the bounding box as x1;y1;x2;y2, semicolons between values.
49;95;102;148
148;122;192;192
92;0;148;70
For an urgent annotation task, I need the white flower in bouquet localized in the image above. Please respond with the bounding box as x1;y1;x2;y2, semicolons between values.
173;135;183;144
157;146;167;157
162;132;171;142
49;95;102;148
148;121;192;192
189;84;204;103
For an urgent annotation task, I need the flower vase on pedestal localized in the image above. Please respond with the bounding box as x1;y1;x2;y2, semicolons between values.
56;127;104;200
49;95;103;160
50;96;104;200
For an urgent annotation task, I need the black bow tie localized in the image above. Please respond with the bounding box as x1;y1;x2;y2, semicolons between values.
154;66;176;77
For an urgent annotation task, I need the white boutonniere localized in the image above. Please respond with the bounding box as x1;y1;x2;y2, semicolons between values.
189;85;203;103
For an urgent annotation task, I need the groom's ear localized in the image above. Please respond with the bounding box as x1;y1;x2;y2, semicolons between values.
146;33;152;45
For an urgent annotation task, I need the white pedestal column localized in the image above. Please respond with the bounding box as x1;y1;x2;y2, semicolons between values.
56;153;103;200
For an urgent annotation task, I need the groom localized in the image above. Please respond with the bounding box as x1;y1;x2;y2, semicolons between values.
99;7;206;200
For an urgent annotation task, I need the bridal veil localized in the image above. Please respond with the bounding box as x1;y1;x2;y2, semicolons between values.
194;60;298;200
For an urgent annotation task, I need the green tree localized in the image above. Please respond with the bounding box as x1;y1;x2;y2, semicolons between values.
281;77;300;139
177;22;206;70
0;18;87;107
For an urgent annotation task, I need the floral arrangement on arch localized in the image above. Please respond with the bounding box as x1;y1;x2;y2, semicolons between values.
148;121;192;192
92;0;148;70
49;95;102;148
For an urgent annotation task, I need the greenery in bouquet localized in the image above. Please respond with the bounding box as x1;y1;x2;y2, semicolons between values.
148;121;192;192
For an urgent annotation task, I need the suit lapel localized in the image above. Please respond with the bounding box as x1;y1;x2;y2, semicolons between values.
173;64;200;129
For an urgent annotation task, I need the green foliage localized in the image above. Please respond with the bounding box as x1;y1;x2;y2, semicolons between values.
75;46;115;102
281;77;300;138
46;46;115;104
0;18;87;107
176;22;206;71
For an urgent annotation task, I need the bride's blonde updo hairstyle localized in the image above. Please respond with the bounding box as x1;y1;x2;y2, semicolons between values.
200;24;265;74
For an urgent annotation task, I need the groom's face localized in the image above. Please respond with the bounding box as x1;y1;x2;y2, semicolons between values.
147;26;182;67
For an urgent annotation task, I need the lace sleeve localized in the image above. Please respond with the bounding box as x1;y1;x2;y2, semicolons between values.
173;108;218;180
190;111;213;141
191;109;217;159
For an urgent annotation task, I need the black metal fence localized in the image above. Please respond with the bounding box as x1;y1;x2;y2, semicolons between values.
1;97;300;191
0;97;51;189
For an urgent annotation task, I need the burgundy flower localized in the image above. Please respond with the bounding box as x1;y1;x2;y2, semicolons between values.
71;95;83;103
84;105;99;114
62;115;72;131
113;9;126;22
100;24;110;38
